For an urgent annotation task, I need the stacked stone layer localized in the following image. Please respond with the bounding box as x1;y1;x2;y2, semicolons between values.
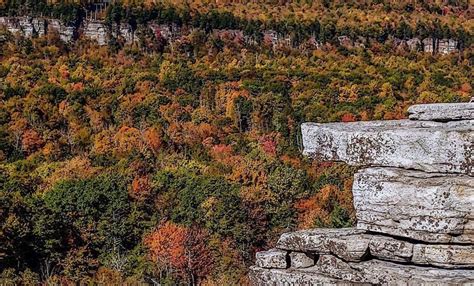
250;103;474;285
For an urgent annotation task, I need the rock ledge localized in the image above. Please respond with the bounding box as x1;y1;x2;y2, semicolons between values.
250;103;474;285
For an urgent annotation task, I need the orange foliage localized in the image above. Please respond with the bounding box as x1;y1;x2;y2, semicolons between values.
210;144;233;161
143;127;163;154
130;175;152;200
341;112;357;122
21;129;44;154
146;222;188;270
280;155;301;169
167;122;217;147
145;222;214;282
42;156;98;191
295;183;355;229
114;126;142;156
71;82;84;92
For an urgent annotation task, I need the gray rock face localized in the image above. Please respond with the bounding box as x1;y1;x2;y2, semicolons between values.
249;266;351;286
83;21;108;45
408;103;474;121
316;255;474;285
0;17;46;37
251;103;474;285
255;249;288;269
290;252;315;268
111;23;135;43
277;228;369;262
277;228;365;251
301;120;473;175
277;228;415;264
366;235;413;263
353;167;474;243
48;19;75;43
250;255;474;285
413;244;474;268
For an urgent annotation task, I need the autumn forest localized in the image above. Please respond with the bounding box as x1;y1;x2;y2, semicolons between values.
0;0;473;285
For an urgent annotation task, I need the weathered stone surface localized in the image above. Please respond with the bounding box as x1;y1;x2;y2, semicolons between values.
353;167;474;243
250;255;474;285
301;120;473;175
48;19;75;43
408;103;474;121
366;235;413;263
276;228;369;261
317;255;474;285
83;21;108;45
413;244;474;268
252;103;474;284
249;266;357;285
255;249;288;269
290;252;315;268
277;228;417;264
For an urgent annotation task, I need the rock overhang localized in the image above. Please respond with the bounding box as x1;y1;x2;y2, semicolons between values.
250;102;474;285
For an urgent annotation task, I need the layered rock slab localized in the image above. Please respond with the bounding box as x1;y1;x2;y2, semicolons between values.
412;244;474;268
353;167;474;243
408;103;474;122
276;228;474;267
301;120;473;175
276;228;368;262
249;266;356;286
316;255;474;285
255;249;288;269
252;103;474;284
250;255;474;285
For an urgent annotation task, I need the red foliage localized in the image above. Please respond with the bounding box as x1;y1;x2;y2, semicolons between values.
21;129;44;154
259;136;277;156
145;222;214;283
130;175;152;200
146;222;187;270
341;112;357;122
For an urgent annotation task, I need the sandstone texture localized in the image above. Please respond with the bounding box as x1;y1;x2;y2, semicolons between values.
250;254;474;285
249;266;352;286
408;102;474;121
301;120;473;175
412;244;474;268
83;21;108;45
353;167;474;243
277;228;369;262
275;227;474;268
255;249;288;269
49;19;75;42
250;103;474;285
317;255;474;285
289;252;315;268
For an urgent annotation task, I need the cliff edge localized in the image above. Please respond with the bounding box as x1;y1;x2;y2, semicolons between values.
249;102;474;285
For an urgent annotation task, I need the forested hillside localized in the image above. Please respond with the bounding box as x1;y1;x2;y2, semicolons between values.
0;0;472;285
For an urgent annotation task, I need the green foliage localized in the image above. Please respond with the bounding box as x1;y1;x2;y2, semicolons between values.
154;169;252;244
266;164;310;229
44;174;136;251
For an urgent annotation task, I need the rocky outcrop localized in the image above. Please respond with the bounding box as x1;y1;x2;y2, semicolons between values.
353;167;473;243
301;119;473;175
0;17;47;38
251;254;474;285
0;17;462;54
255;249;288;269
83;21;108;45
408;102;474;121
45;19;75;42
250;102;474;285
